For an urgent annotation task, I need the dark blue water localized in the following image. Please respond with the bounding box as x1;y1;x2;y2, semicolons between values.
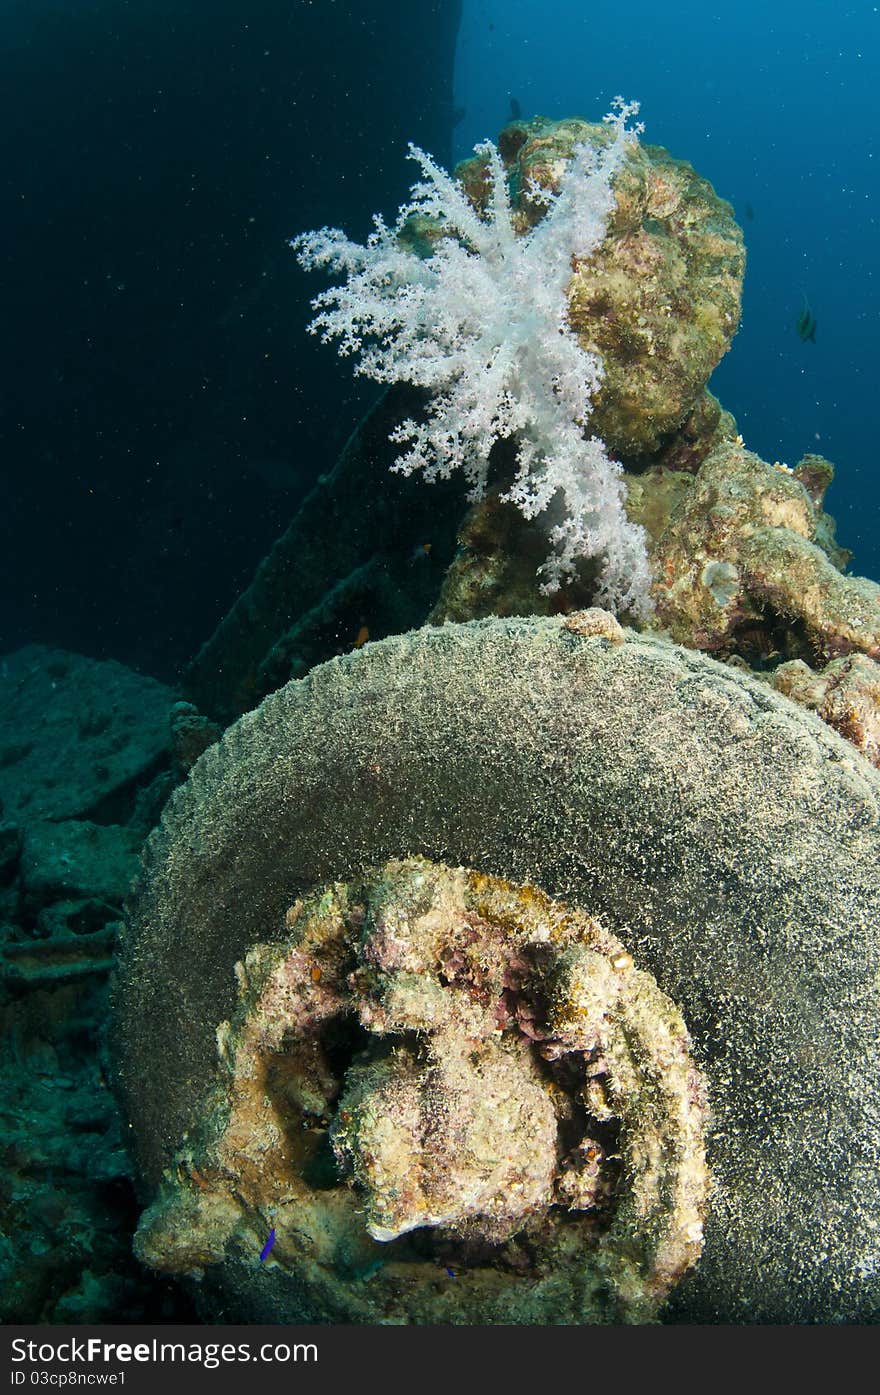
0;0;875;674
0;1;459;676
455;0;879;580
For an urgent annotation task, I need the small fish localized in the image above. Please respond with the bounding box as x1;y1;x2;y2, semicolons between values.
509;96;522;121
354;624;370;648
408;541;432;565
796;296;817;344
445;1266;456;1278
259;1228;276;1263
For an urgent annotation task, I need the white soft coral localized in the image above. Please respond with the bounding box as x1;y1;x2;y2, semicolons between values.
291;98;653;618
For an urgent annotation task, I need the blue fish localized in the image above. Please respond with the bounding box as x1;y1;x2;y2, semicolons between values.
259;1228;276;1263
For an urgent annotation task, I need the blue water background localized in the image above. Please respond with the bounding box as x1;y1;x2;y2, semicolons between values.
0;2;876;675
455;0;879;578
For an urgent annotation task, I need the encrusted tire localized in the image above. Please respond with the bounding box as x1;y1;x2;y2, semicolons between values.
113;616;880;1323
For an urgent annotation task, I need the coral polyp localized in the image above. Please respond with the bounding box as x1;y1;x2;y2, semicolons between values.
134;858;709;1323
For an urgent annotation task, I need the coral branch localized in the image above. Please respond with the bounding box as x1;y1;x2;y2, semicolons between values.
292;101;652;618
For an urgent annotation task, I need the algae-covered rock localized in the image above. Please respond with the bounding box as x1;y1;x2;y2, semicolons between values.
648;442;880;663
132;858;709;1323
114;616;880;1323
0;646;174;823
430;441;880;765
20;820;141;909
771;651;880;767
0;646;187;1322
455;116;745;458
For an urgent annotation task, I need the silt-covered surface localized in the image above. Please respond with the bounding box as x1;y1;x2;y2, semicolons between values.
114;616;880;1322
